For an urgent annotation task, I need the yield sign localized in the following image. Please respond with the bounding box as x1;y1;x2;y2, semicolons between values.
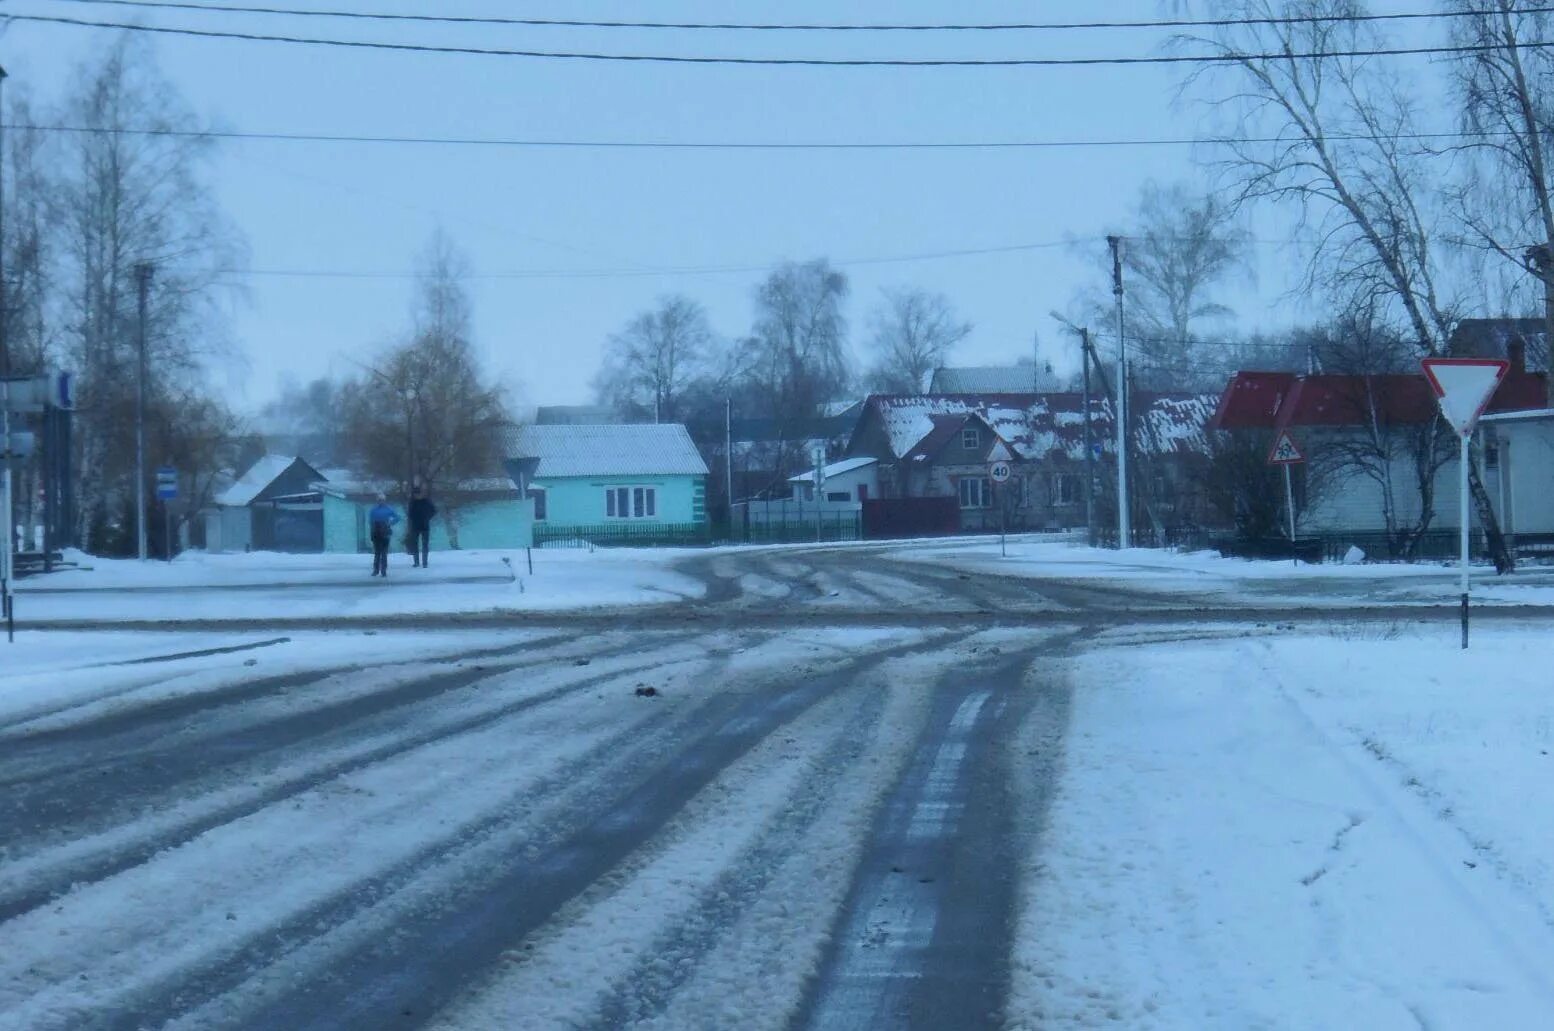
1267;430;1304;465
1421;357;1509;436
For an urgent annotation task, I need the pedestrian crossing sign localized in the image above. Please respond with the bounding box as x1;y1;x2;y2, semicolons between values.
1267;431;1304;465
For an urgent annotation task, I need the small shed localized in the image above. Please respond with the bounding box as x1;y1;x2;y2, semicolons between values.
788;456;879;503
206;455;325;553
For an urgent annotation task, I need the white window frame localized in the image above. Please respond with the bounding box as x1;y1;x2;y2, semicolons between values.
958;476;991;509
1050;473;1078;506
961;426;981;450
606;485;658;520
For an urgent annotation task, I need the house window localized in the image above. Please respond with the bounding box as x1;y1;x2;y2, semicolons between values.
826;491;850;502
1486;444;1500;469
1050;473;1078;506
962;427;981;450
607;486;657;519
527;487;547;521
958;476;991;509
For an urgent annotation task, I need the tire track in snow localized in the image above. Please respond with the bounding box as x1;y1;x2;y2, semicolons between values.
167;632;956;1031
0;632;717;924
1;641;753;1030
795;636;1082;1031
0;629;577;740
440;654;905;1029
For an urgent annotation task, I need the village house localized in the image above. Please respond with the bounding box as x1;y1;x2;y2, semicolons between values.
843;392;1219;535
1209;342;1548;550
507;423;710;544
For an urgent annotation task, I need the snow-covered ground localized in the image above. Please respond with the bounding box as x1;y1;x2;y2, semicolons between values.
14;548;703;622
889;536;1554;608
1012;623;1554;1029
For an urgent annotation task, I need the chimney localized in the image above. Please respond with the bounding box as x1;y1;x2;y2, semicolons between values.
1509;337;1526;375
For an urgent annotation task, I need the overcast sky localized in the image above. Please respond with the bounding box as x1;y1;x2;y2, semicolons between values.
5;0;1451;410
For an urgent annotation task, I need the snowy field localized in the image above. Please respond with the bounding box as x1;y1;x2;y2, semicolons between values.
13;548;703;623
888;536;1554;608
1014;623;1554;1029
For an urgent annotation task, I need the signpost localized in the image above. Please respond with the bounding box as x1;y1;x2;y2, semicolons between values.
156;467;177;563
989;443;1012;558
812;447;826;543
1267;430;1305;566
1420;357;1510;649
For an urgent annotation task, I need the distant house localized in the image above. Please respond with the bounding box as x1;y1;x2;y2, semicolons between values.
846;392;1217;533
314;476;533;554
507;423;710;543
1210;355;1549;539
928;365;1054;394
787;456;879;503
724;400;866;500
206;455;325;552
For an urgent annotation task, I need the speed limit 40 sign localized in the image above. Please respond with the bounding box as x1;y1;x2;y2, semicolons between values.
989;460;1012;483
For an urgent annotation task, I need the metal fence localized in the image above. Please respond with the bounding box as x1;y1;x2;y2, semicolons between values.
533;522;712;548
733;509;862;544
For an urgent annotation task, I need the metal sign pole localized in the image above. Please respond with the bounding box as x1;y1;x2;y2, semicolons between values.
1000;482;1007;558
1461;431;1471;650
1284;463;1296;566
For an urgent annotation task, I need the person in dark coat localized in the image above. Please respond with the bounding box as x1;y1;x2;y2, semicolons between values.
407;485;437;568
368;493;399;577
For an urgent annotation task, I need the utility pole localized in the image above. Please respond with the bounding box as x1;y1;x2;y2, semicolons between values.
1081;328;1096;547
1107;235;1130;549
1;64;12;627
135;261;152;561
724;397;734;534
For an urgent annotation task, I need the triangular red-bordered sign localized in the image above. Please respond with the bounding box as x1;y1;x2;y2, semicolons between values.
1267;430;1304;465
1420;357;1510;436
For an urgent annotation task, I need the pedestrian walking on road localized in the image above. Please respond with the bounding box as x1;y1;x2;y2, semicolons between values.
369;493;399;577
408;485;437;568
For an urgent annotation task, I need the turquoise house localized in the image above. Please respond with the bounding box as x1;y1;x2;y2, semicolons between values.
508;423;709;545
318;477;533;553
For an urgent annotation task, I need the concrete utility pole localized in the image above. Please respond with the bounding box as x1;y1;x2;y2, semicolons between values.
1;64;12;616
1107;235;1130;549
724;397;734;530
1080;328;1096;547
135;261;152;561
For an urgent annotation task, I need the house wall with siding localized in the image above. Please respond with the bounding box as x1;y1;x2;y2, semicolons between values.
1301;432;1508;535
531;474;707;527
1487;419;1554;535
322;495;533;552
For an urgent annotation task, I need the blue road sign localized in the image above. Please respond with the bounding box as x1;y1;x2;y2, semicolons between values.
156;466;178;500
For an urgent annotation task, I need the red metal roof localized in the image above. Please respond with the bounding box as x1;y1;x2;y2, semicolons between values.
1210;370;1548;430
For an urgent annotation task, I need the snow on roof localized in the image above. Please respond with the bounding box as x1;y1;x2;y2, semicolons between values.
215;455;301;507
867;393;1218;461
787;456;878;483
929;366;1042;393
508;423;709;478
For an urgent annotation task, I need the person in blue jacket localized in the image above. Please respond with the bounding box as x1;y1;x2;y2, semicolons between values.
368;493;400;577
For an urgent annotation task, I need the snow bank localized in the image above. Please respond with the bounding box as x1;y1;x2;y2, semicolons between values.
1009;625;1554;1028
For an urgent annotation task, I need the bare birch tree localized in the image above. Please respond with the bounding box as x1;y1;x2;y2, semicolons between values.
1183;0;1511;565
50;36;244;551
1448;1;1554;363
341;232;510;546
864;286;971;394
593;294;712;422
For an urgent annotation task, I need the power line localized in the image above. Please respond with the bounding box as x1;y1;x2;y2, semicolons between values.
5;121;1519;151
211;241;1079;281
12;12;1554;67
43;0;1554;34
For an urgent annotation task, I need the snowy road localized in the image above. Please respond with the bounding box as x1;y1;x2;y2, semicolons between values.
5;547;1554;1029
